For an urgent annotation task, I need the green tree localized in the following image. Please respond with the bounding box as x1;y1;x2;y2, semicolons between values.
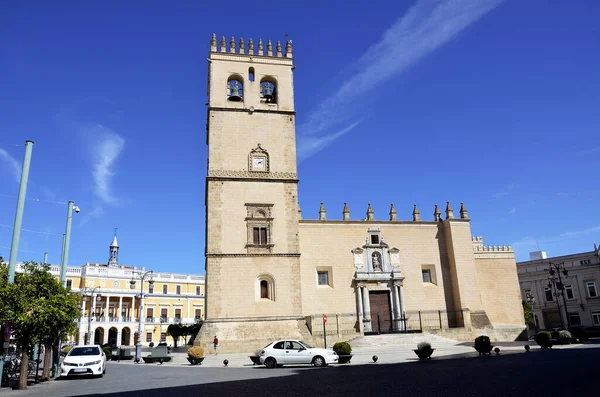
522;300;534;327
167;323;184;348
0;262;80;389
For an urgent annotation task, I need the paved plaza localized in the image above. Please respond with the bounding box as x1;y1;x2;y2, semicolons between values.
3;334;598;396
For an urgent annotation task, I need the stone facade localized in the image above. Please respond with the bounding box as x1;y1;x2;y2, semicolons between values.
195;35;525;353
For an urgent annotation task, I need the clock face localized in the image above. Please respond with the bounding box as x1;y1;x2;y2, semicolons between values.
253;157;265;168
112;281;120;288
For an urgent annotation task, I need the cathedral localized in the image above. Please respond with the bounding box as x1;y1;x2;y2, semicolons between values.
194;34;525;352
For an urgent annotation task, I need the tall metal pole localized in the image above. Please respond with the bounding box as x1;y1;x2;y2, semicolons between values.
136;284;144;363
60;201;74;286
2;140;33;386
7;140;34;283
555;263;571;329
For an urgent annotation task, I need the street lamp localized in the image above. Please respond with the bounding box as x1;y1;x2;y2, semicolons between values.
525;291;538;333
81;287;102;345
130;270;154;363
59;201;80;287
547;261;570;329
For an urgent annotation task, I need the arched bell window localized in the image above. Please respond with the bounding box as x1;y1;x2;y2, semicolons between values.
260;76;277;104
227;75;244;102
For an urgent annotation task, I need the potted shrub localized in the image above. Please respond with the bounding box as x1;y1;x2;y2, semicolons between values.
249;348;262;365
555;330;574;345
149;342;155;348
414;341;434;360
473;335;493;355
187;346;205;365
102;345;113;360
333;341;353;364
535;331;553;349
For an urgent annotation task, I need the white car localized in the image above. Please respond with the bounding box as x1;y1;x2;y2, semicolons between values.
259;340;338;368
60;345;106;378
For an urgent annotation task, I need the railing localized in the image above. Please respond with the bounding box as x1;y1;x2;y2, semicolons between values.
174;317;182;324
159;317;168;323
146;317;155;323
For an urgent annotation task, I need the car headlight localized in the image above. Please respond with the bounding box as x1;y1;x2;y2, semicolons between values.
62;362;78;367
328;351;336;355
85;360;101;366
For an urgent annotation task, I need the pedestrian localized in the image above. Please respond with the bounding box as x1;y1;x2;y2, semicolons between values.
213;335;219;355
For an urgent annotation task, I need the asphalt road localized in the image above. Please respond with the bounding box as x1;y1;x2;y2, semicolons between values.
3;347;599;396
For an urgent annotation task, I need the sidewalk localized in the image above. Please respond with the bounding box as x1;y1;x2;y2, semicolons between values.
111;333;589;368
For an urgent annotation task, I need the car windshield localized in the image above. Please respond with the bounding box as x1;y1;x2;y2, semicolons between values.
68;347;100;356
299;341;312;349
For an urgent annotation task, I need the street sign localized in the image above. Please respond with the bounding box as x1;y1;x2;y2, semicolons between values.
323;314;327;323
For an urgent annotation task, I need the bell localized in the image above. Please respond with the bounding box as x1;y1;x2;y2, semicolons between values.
228;81;242;102
262;83;274;103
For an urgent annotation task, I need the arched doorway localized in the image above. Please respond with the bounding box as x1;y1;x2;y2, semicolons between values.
94;328;104;345
108;327;118;347
121;327;131;346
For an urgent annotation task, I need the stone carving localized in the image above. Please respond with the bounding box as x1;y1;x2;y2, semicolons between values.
351;248;364;268
208;170;298;179
389;248;400;268
372;252;382;271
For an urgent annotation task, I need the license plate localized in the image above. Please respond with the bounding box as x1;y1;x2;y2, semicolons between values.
73;368;87;373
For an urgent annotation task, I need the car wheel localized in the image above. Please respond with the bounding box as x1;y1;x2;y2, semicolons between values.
103;366;106;375
264;357;277;369
312;356;326;367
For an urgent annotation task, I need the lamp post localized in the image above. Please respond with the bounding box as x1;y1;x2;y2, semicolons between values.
525;291;538;333
547;261;570;329
59;202;80;287
130;270;154;363
81;287;102;345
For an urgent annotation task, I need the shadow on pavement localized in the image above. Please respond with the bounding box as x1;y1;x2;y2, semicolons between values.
75;347;600;397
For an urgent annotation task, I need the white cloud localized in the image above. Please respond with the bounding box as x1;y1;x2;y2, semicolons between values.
298;0;505;160
88;126;125;204
78;205;104;227
0;148;22;183
508;207;516;214
297;121;362;163
512;225;600;249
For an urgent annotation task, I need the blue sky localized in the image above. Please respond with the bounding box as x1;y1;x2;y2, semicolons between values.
1;0;599;274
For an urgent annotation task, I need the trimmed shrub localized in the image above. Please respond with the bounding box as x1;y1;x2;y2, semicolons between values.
416;342;432;351
187;346;205;358
535;331;553;348
333;341;352;355
102;346;112;358
61;345;72;355
254;348;263;357
474;335;493;354
149;342;155;347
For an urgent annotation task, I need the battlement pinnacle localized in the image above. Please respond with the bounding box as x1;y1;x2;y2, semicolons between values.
319;202;327;220
267;40;273;56
276;41;282;57
229;37;236;53
220;36;226;53
343;202;350;221
389;204;397;221
286;40;293;58
412;204;421;221
258;39;264;56
210;33;217;52
366;203;375;221
460;202;469;219
239;38;245;54
433;204;441;222
445;201;454;220
248;38;254;55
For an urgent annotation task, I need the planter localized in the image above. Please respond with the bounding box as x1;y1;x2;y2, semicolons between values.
337;355;353;364
474;344;493;355
413;348;434;360
187;357;205;365
249;356;261;365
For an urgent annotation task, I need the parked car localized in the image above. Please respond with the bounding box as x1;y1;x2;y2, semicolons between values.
60;345;106;378
259;340;338;368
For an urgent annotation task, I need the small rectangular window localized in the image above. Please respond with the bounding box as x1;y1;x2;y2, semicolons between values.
592;311;600;326
149;284;154;294
422;269;432;283
195;308;202;320
317;271;329;286
545;287;553;301
146;332;152;343
176;285;181;295
565;285;574;300
568;312;581;326
370;234;379;244
161;308;168;320
175;308;181;319
162;284;168;294
253;227;268;245
66;279;72;290
160;332;167;342
586;282;598;298
196;286;201;296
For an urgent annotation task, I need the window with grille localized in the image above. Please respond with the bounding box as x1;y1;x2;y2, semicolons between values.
176;285;181;295
162;284;168;294
544;287;553;301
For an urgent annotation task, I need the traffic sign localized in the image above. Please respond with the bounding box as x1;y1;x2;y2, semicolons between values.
323;314;328;323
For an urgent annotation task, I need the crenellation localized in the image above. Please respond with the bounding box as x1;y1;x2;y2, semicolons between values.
211;35;293;58
276;40;282;57
258;39;264;55
248;38;254;55
238;37;245;54
210;33;217;52
229;36;236;53
267;40;273;56
220;36;226;53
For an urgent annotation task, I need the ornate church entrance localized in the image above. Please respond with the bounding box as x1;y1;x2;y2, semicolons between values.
369;291;393;333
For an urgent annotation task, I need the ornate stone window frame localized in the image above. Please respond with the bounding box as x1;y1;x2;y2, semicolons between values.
245;203;274;254
256;273;275;301
248;144;270;172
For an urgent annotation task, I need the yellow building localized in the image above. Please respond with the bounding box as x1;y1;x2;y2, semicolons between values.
15;234;205;347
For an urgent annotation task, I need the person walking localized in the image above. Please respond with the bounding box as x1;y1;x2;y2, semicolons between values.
213;335;219;355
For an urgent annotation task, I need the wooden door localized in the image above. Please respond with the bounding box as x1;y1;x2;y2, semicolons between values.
369;291;393;332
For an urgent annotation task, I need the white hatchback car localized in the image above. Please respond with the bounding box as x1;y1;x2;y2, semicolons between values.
259;340;338;368
60;345;106;378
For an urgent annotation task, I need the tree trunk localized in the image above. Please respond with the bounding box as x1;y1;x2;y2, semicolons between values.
18;347;29;390
173;336;178;348
42;344;53;381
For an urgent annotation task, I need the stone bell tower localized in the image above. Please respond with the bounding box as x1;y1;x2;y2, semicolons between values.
196;34;305;352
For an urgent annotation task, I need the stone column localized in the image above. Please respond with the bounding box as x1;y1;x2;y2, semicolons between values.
398;282;406;314
393;284;403;331
104;295;111;320
103;327;109;344
132;295;136;321
92;295;98;320
116;327;122;347
118;296;123;322
362;287;371;332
